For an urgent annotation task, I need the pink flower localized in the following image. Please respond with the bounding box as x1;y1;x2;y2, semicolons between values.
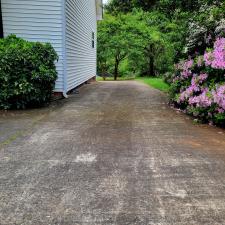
212;85;225;110
175;59;194;80
181;70;192;79
217;108;225;113
204;37;225;69
198;73;208;83
188;89;212;108
178;80;200;103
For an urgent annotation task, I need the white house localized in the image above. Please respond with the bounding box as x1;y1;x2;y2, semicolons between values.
0;0;103;96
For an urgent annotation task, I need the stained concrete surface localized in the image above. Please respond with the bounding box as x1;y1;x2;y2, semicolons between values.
1;81;225;225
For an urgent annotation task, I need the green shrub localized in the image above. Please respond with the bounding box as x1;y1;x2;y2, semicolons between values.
0;35;58;109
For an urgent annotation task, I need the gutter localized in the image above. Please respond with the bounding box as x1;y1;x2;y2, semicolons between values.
62;0;68;98
96;0;103;21
0;0;3;38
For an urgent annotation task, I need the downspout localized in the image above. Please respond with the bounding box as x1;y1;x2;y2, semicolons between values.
62;0;68;98
101;0;103;20
0;0;4;38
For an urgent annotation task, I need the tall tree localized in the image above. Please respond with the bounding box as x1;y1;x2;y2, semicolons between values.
98;15;130;80
98;11;176;78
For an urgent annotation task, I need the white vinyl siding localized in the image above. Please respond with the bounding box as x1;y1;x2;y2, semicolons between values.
65;0;97;91
1;0;64;92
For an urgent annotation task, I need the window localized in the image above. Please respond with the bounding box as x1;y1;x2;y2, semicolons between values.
92;32;95;48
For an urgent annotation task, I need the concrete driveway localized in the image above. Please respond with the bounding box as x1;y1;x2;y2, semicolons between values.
1;81;225;225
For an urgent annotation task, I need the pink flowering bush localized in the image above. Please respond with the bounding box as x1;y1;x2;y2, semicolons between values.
170;37;225;126
204;38;225;69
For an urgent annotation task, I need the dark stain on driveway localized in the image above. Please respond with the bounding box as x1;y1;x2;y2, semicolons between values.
0;81;225;225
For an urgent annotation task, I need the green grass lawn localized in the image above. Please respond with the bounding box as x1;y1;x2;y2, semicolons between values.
97;76;170;93
96;76;135;81
136;77;170;92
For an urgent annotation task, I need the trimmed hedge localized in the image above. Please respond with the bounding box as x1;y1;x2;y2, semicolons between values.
0;35;58;109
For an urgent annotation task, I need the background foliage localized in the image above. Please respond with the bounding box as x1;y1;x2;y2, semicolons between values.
98;0;224;79
98;1;190;79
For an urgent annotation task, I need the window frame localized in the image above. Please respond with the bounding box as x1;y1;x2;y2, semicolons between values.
92;31;95;48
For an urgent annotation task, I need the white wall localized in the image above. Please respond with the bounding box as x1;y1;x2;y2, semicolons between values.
1;0;65;92
65;0;97;91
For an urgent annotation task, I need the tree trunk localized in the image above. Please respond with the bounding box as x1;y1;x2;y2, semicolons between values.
114;58;119;80
149;55;155;77
147;43;155;77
